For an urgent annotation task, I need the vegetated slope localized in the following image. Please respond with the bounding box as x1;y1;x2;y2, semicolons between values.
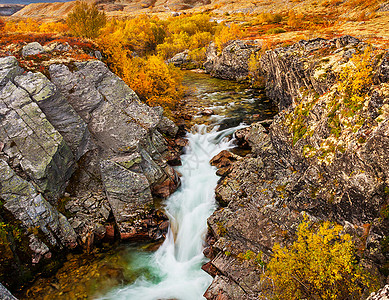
203;36;389;299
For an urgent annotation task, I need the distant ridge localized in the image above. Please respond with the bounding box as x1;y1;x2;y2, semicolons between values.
0;4;25;16
12;1;75;19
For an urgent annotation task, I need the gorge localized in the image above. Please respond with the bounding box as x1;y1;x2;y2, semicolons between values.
1;32;389;300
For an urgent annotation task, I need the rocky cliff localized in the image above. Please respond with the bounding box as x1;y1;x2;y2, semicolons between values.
0;49;181;291
203;36;389;299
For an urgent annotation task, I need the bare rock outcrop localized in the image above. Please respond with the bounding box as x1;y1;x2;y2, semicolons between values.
0;56;180;291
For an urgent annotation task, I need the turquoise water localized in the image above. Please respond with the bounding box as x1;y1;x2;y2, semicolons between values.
98;72;277;300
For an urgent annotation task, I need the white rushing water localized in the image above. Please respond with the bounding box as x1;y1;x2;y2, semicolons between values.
100;124;244;300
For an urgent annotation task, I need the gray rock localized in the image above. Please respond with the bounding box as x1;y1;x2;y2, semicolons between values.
205;37;389;300
167;50;189;67
260;36;363;110
14;71;94;160
22;42;45;57
0;56;23;88
367;285;389;300
378;52;389;83
43;41;71;52
0;159;77;261
100;159;153;239
205;40;260;81
0;283;17;300
157;116;178;137
0;81;75;201
94;50;102;60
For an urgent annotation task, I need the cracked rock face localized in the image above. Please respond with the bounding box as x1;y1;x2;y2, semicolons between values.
204;37;389;299
0;56;180;289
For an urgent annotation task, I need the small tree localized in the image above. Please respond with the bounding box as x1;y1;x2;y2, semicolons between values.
67;1;106;39
267;218;378;300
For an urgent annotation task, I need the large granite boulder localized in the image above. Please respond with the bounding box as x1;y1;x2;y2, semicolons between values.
21;42;45;57
49;60;180;239
0;57;23;88
0;56;180;291
14;72;94;161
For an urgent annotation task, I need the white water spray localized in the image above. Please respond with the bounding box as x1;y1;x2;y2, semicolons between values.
100;124;244;300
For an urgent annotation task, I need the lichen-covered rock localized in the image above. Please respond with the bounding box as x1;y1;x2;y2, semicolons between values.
21;42;45;56
48;60;180;239
205;40;260;81
0;159;77;262
0;80;75;201
14;71;94;160
167;49;189;67
157;116;179;137
0;56;180;291
100;159;153;239
0;56;23;88
260;36;363;110
204;38;389;299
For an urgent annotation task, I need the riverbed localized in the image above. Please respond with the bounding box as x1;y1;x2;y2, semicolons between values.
20;71;277;300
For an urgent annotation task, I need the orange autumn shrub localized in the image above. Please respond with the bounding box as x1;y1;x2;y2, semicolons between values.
214;23;244;51
97;35;184;112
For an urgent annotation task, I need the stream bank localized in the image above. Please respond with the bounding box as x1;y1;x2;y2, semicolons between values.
17;69;277;299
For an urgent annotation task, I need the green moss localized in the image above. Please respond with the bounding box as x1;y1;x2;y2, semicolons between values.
266;27;286;35
215;221;227;237
380;205;389;219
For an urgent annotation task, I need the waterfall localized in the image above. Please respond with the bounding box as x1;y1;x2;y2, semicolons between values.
99;124;244;300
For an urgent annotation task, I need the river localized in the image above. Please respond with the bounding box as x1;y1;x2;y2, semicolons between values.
20;71;277;300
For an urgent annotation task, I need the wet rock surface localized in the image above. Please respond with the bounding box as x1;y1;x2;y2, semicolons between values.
204;37;389;299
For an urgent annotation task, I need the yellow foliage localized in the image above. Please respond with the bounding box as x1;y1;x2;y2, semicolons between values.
215;23;244;51
156;32;191;59
38;22;68;33
157;14;216;59
267;218;378;299
287;10;305;28
166;13;216;36
255;12;283;25
4;19;68;34
97;36;183;112
122;55;184;110
101;15;165;56
338;46;375;104
66;1;106;39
